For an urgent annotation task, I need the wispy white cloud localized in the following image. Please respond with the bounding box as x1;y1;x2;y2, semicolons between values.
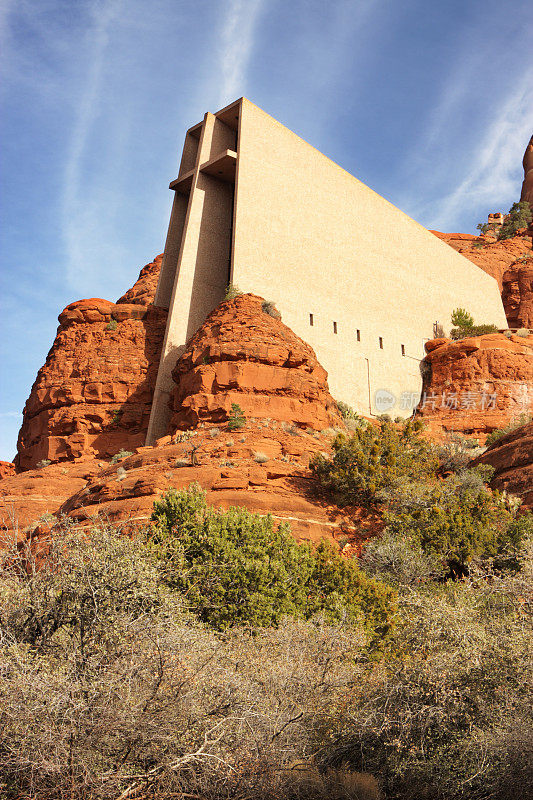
391;8;533;232
62;0;124;289
428;73;533;230
216;0;266;107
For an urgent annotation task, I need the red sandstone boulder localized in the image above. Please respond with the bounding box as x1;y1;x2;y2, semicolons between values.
58;298;115;325
502;259;533;329
474;421;533;511
169;294;342;431
116;254;163;305
416;333;533;438
16;257;167;471
425;337;450;353
0;462;15;480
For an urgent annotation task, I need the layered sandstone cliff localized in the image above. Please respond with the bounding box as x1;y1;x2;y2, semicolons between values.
2;294;373;549
475;421;533;512
521;135;533;214
15;256;167;471
169;294;341;433
416;332;533;438
502;258;533;329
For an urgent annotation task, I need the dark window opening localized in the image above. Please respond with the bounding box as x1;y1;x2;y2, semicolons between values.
401;344;406;356
309;313;314;326
333;321;338;334
379;337;384;349
356;329;361;342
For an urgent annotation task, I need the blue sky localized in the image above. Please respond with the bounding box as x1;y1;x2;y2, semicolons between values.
1;0;532;461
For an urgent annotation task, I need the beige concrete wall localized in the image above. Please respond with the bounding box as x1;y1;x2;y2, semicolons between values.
231;99;507;416
178;131;199;177
149;96;508;441
147;112;234;443
153;192;189;308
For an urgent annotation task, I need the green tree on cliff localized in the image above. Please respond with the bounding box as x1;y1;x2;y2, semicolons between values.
498;201;532;240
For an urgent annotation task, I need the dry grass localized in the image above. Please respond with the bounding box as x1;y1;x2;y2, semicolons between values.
0;519;531;800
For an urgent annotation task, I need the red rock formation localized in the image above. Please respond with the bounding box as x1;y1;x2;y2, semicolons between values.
0;460;103;542
0;462;15;480
416;332;533;439
430;229;532;290
502;258;533;329
169;294;342;432
3;291;378;548
3;418;380;548
15;258;167;471
116;254;163;305
475;421;533;511
521;135;533;215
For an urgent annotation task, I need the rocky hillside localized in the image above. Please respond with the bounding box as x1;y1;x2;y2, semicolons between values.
416;332;532;439
4;136;533;538
15;257;167;471
1;294;380;549
430;230;533;330
475;420;533;511
430;138;533;327
169;294;340;432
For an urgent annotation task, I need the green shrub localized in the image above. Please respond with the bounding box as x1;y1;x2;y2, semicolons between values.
149;486;396;642
437;433;484;473
384;470;531;574
0;521;165;652
224;283;241;300
1;516;531;800
516;327;530;337
254;451;269;463
310;418;437;507
360;530;446;586
451;307;474;329
336;400;356;419
449;308;499;340
485;413;532;446
110;448;133;464
450;322;499;339
336;401;368;430
476;220;500;236
498;200;532;240
106;318;118;331
227;402;246;430
36;459;51;469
